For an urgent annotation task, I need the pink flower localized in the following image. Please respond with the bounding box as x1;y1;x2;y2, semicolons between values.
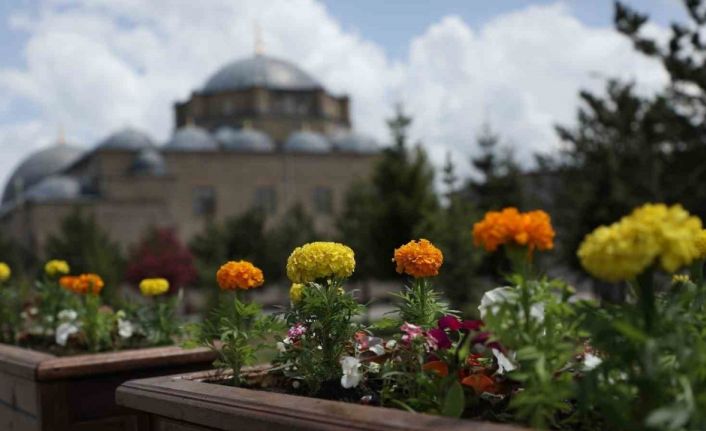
426;327;452;350
400;322;423;343
438;315;461;331
288;323;307;340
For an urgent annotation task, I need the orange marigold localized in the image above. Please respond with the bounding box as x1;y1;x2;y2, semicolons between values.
472;207;554;253
62;273;104;295
461;373;497;394
393;239;443;278
216;260;264;290
422;360;449;377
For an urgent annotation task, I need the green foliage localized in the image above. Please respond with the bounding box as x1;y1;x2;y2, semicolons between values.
276;280;364;394
0;280;25;343
338;105;439;279
394;278;450;328
44;209;125;300
80;293;114;352
136;293;181;346
190;291;282;386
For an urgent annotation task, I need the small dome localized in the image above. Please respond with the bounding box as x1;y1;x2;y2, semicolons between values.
203;54;321;93
25;175;82;202
98;128;155;150
2;143;84;204
284;131;330;153
216;127;275;152
130;148;166;176
331;132;379;153
165;126;218;151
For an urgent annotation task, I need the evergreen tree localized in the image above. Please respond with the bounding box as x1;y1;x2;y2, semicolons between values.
338;105;439;279
468;123;524;212
45;209;125;298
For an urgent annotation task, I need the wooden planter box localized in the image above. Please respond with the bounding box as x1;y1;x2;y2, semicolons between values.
116;369;528;431
0;344;216;431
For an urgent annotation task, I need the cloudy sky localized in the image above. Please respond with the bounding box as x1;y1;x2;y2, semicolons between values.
0;0;679;186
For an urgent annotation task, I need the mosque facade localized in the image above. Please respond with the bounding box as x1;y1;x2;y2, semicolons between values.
0;54;378;256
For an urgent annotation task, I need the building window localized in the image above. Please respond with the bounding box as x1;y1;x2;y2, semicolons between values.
193;186;216;216
313;187;333;215
254;186;277;213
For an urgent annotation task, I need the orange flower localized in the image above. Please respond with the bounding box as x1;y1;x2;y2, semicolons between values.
422;360;449;377
472;207;554;253
61;273;104;295
393;239;443;278
216;260;264;290
59;275;78;291
461;373;496;394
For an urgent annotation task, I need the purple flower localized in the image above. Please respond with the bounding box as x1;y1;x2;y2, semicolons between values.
426;328;452;350
438;315;462;331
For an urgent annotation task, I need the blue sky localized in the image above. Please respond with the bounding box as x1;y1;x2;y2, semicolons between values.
0;0;680;185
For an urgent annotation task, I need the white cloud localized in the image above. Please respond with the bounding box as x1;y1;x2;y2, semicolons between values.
0;1;668;188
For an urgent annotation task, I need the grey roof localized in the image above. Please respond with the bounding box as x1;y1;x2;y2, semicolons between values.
98;128;155;150
215;127;275;152
130;148;167;176
2;143;84;204
165;126;218;151
284;131;330;153
203;54;321;93
331;132;379;153
24;175;82;202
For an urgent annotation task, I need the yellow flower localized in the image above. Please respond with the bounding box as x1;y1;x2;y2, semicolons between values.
216;260;264;290
695;229;706;259
286;242;355;283
44;260;70;277
672;274;690;284
0;262;10;282
289;283;304;303
578;203;704;282
139;278;170;296
393;239;443;278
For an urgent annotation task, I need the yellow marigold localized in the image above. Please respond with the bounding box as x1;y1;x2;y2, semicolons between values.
62;273;105;295
0;262;10;282
139;278;170;296
289;283;304;303
286;242;355;283
217;260;264;290
672;274;690;284
578;203;705;281
696;229;706;259
393;239;443;278
472;208;555;253
44;259;70;277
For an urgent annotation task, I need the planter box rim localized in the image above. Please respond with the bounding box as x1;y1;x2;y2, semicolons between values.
0;342;214;381
117;368;529;431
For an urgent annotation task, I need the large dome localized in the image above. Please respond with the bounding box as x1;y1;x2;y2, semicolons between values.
165;126;218;151
331;132;379;154
25;175;82;202
2;143;84;204
98;128;155;150
203;54;321;93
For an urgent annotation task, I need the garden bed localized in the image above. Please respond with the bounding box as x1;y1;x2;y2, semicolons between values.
0;343;215;431
116;369;527;431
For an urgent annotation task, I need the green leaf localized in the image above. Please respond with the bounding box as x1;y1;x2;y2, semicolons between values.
441;380;465;418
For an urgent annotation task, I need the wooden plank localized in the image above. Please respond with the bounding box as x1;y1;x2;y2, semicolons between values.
0;344;53;379
37;346;215;381
117;372;527;431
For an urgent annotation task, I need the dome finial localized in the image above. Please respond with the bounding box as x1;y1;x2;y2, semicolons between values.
254;21;265;55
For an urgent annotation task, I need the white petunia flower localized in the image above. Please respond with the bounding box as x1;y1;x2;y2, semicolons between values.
340;356;362;389
479;286;544;322
582;353;602;371
492;348;517;374
55;322;79;346
57;309;78;322
118;319;134;339
368;362;381;374
385;339;397;349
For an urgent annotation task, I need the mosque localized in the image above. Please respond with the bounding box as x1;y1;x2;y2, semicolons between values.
0;52;378;256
